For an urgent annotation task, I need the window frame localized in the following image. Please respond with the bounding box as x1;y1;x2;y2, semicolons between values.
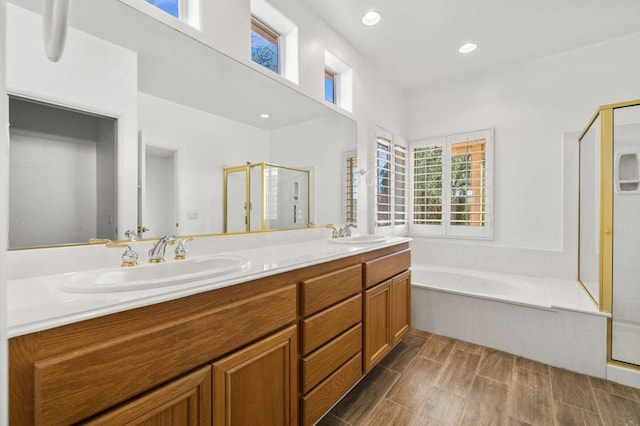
251;15;283;75
324;68;337;104
410;129;493;239
145;0;188;21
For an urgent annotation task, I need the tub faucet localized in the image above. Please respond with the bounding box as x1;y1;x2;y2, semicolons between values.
148;235;176;263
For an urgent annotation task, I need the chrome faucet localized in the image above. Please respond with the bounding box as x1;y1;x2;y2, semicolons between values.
342;223;357;237
124;229;140;242
326;223;358;238
326;224;340;239
174;236;194;260
148;235;176;263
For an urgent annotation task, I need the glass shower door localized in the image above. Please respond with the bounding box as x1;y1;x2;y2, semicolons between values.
612;104;640;367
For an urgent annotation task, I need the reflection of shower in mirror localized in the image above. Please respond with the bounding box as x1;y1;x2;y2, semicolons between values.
223;163;310;233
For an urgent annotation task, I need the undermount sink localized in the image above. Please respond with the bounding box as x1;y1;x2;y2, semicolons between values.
61;255;250;293
328;235;387;244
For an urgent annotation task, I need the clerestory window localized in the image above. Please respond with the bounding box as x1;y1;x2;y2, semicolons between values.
251;16;281;74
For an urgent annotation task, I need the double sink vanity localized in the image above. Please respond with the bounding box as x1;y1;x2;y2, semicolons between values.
5;1;411;423
8;232;411;425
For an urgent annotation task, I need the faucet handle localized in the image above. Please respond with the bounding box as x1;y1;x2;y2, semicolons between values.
344;223;357;237
124;229;140;242
324;224;340;239
105;241;139;267
120;244;139;267
175;236;194;260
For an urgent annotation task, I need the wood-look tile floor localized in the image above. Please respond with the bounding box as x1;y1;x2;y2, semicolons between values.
318;330;640;426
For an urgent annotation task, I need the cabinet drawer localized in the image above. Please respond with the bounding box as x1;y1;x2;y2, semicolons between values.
301;294;362;354
301;323;362;394
301;353;362;426
300;264;362;316
363;249;411;288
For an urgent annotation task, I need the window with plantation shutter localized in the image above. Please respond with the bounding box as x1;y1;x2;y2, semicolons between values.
376;137;392;227
410;129;493;238
393;145;407;226
375;132;408;235
344;152;357;223
413;144;443;225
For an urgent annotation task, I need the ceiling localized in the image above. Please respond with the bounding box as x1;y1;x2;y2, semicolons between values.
301;0;640;91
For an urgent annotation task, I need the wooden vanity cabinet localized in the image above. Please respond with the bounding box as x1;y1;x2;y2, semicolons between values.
212;325;297;426
362;246;411;373
8;241;411;426
390;270;412;344
9;274;297;425
85;365;212;425
297;258;364;426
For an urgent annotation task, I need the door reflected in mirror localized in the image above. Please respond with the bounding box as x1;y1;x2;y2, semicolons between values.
138;139;179;239
8;96;118;249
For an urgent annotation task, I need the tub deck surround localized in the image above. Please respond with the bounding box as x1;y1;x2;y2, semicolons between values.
7;233;410;337
411;264;609;378
411;264;606;316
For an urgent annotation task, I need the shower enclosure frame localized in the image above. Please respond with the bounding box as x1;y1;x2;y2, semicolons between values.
223;162;311;233
578;99;640;371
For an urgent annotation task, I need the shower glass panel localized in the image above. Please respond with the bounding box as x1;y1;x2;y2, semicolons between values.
223;163;310;232
611;104;640;367
579;116;601;304
264;165;310;230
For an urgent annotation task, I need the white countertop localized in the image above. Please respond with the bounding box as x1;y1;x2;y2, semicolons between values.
7;236;410;338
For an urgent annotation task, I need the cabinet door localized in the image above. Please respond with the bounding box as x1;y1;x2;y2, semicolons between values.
391;271;411;344
212;325;297;426
85;366;211;425
364;280;392;373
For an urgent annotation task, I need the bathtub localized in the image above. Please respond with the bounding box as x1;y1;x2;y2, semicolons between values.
410;264;609;377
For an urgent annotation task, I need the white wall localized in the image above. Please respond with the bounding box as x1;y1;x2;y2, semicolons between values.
0;1;8;422
407;33;640;277
138;92;270;235
6;4;138;239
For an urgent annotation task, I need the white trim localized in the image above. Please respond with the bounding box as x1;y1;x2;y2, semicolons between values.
251;0;299;84
373;127;408;237
0;2;9;420
324;50;353;112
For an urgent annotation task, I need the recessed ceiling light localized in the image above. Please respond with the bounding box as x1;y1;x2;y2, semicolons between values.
459;43;478;54
260;113;270;118
361;11;382;26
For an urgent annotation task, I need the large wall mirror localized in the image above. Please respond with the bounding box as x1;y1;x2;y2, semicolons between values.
6;0;356;248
